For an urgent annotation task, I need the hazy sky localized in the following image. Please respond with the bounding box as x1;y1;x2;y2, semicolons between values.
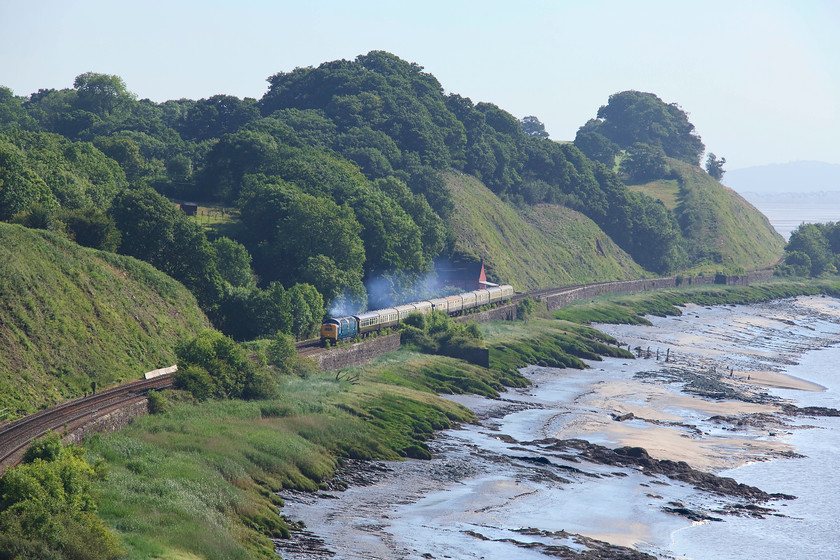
1;0;838;169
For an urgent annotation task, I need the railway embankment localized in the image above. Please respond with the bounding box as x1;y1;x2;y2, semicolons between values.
312;269;775;372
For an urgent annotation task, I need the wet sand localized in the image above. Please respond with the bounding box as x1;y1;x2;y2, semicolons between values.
275;296;840;559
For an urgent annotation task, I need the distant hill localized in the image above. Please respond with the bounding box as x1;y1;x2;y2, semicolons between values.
0;223;209;415
444;172;647;290
724;161;840;195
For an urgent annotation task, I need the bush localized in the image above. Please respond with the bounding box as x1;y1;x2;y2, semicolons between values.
0;437;123;559
146;390;170;414
22;430;63;463
516;296;537;321
174;364;215;401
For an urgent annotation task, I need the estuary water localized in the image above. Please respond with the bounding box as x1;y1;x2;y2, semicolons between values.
671;341;840;558
277;296;840;559
741;191;840;239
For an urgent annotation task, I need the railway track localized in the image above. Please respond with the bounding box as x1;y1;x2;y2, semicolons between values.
0;375;173;474
1;269;773;476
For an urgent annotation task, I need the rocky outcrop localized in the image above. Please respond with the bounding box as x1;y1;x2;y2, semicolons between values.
529;438;796;502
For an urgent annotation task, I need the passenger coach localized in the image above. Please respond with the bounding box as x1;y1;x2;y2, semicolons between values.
320;284;515;344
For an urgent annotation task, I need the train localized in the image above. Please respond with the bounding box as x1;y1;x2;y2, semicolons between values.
320;284;515;344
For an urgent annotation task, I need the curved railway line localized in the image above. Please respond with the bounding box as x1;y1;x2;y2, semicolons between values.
0;376;173;474
0;270;773;475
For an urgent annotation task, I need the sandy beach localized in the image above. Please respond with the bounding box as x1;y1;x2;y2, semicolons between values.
275;296;840;559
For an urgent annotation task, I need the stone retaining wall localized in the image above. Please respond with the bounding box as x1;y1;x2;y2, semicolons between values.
541;270;774;311
455;303;517;324
543;278;678;311
317;333;402;371
62;400;149;445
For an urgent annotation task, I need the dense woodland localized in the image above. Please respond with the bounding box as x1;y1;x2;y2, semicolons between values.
0;51;774;342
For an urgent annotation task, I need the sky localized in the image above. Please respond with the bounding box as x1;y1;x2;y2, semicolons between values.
1;0;838;169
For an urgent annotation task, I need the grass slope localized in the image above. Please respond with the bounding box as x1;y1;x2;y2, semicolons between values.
626;178;680;210
445;171;647;289
0;223;209;415
631;161;785;273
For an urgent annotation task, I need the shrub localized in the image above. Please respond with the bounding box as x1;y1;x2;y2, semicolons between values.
146;390;170;414
22;430;62;463
174;364;215;401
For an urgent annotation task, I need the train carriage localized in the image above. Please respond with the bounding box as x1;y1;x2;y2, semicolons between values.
487;286;503;304
394;304;417;321
460;291;477;311
376;308;399;329
500;284;514;299
427;297;448;313
475;289;490;306
445;294;463;314
413;301;432;315
354;310;380;335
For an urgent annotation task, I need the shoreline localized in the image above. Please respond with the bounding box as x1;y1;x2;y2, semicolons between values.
275;296;840;559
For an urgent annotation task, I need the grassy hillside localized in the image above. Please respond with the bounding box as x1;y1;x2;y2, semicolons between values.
0;223;209;415
671;160;784;271
444;171;647;289
627;161;784;272
627;178;681;210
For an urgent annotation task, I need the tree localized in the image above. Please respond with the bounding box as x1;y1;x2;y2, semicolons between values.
109;187;224;309
519;115;550;139
574;124;621;166
619;142;668;183
212;237;254;287
0;434;123;559
587;90;705;165
59;207;122;251
72;72;134;117
0;141;57;220
785;223;833;276
175;330;266;400
286;283;325;338
705;152;726;181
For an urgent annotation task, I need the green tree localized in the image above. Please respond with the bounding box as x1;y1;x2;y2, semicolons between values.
573;124;621;166
92;136;147;182
778;250;812;276
72;72;134;117
58;207;121;251
0;141;57;220
0;435;123;559
705;152;726;181
585;90;705;165
619;142;669;183
212;236;254;288
175;330;268;399
786;223;832;276
519;115;549;138
237;176;366;306
286;283;325;338
109;187;224;309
